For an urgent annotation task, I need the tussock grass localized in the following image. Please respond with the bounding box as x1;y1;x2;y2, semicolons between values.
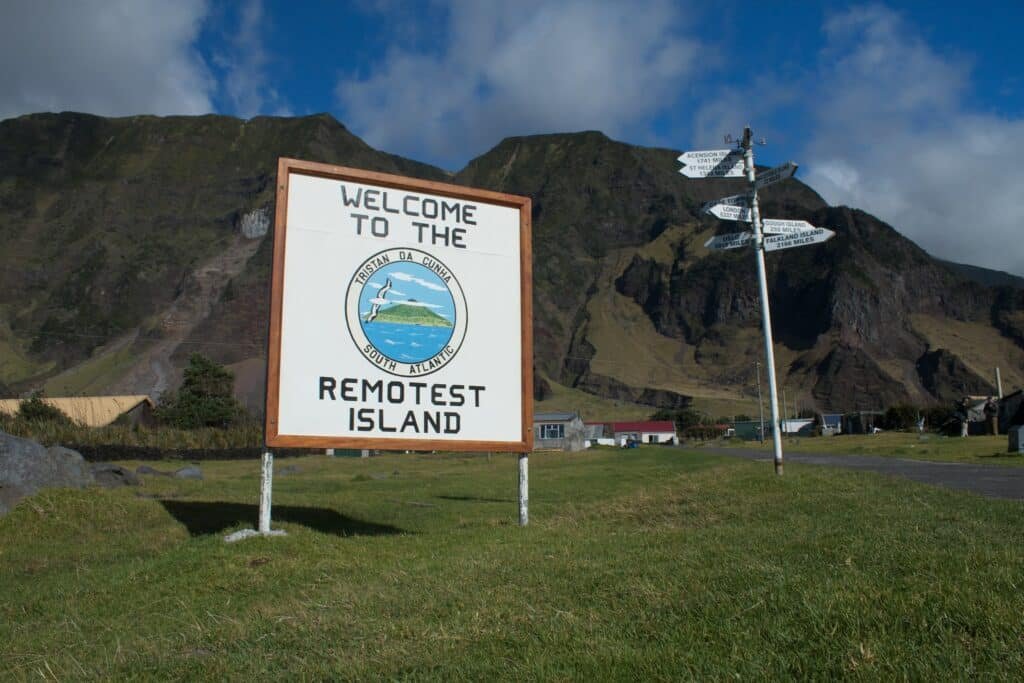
1;447;1022;679
0;415;262;450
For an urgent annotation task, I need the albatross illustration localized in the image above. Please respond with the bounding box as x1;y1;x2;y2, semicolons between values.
365;278;393;322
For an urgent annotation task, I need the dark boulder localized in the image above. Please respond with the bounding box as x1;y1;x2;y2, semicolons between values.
0;430;93;515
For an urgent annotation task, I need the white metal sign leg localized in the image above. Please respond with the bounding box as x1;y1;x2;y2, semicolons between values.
518;453;529;526
259;450;274;533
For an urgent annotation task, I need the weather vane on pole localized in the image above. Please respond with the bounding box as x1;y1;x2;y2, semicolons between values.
678;126;836;475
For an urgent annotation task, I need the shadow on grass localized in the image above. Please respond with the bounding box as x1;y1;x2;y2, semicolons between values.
436;495;513;503
979;453;1024;460
159;500;405;537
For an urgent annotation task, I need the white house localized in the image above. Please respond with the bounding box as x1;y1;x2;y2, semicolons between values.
608;420;677;445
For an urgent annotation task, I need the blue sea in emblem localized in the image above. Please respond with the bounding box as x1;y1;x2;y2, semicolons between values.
361;321;454;363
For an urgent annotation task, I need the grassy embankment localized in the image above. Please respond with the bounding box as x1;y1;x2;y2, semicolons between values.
2;447;1022;679
0;416;262;450
725;432;1024;466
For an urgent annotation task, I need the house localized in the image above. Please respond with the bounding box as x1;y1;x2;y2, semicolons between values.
533;412;586;451
781;418;815;435
608;420;677;445
821;413;843;435
999;390;1024;433
842;411;885;434
0;395;156;427
583;422;616;447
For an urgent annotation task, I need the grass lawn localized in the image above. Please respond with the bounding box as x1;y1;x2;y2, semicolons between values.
726;432;1024;466
2;447;1022;679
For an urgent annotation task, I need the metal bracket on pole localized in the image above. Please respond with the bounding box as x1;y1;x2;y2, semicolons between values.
518;453;529;526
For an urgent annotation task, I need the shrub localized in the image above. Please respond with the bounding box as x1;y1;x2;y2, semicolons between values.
17;392;74;425
883;404;920;431
156;354;246;429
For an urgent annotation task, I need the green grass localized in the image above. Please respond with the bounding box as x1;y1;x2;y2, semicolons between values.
2;447;1023;679
732;432;1024;466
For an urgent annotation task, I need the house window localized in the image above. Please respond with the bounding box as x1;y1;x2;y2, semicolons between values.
648;435;657;443
540;423;564;439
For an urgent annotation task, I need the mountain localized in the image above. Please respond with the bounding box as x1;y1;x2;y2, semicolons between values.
366;304;452;327
938;259;1024;290
1;112;1021;418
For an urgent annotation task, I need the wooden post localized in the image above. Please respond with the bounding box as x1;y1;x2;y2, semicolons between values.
518;453;528;526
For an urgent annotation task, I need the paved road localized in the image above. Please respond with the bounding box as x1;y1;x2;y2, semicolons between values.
709;447;1024;501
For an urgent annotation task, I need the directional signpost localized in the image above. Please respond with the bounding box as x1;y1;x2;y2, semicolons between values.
704;232;753;250
678;149;745;178
755;161;798;189
761;219;818;235
681;128;837;475
765;227;835;251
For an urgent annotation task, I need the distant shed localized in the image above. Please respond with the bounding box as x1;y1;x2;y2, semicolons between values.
0;395;155;427
533;412;586;451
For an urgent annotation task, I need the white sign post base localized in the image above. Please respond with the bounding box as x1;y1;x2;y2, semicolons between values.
224;449;287;543
518;453;528;526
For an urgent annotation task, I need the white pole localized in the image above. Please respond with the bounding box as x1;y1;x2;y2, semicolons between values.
742;127;784;475
756;361;765;443
259;449;273;533
518;453;528;526
996;367;1003;399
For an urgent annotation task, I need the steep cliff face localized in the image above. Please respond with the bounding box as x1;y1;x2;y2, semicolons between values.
0;112;447;387
0;114;1021;411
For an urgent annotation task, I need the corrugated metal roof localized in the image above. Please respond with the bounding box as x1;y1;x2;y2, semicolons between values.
534;412;579;422
610;421;676;433
0;395;154;427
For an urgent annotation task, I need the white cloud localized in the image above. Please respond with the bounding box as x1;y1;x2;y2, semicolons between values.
391;300;442;309
335;0;701;168
214;0;291;118
0;0;214;119
802;5;1024;276
389;271;447;292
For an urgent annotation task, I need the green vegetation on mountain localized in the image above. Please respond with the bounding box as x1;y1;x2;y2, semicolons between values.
0;112;1021;414
364;303;452;327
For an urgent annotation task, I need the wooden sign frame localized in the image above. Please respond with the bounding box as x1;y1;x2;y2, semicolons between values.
264;158;533;452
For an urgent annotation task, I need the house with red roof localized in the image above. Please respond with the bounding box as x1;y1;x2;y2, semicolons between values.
602;420;678;446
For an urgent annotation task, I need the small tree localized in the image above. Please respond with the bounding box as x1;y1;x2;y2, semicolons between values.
156;354;245;428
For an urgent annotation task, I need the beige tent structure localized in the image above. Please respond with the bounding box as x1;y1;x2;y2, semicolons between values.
0;395;155;427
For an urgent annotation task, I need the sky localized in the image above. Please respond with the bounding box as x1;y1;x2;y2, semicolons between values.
1;0;1022;276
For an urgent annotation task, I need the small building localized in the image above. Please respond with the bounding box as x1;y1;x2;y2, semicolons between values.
583;422;615;447
821;413;843;435
781;418;815;435
0;395;156;427
999;390;1024;433
608;420;677;445
842;411;885;435
533;412;586;451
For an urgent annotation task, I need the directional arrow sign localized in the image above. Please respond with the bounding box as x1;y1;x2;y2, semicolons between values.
705;231;753;250
763;227;835;252
707;203;753;222
754;161;797;189
678;149;745;178
761;219;816;235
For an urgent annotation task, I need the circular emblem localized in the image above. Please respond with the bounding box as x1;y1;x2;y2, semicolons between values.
345;248;467;377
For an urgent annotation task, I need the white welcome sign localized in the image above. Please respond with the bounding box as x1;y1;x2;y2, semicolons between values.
265;159;533;452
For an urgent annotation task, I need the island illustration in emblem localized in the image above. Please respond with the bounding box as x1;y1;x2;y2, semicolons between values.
358;261;456;364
